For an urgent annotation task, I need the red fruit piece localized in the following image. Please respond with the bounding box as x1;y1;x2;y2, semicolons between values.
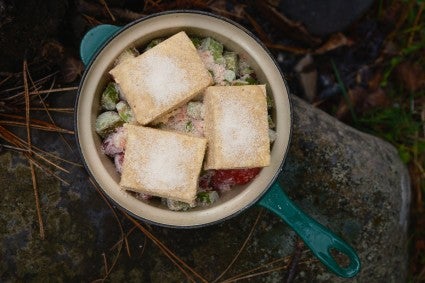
209;168;261;190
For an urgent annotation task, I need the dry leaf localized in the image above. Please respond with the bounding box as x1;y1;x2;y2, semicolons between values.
160;0;208;11
208;0;226;10
41;40;65;64
245;12;271;44
362;88;389;112
60;56;84;83
233;3;247;19
337;85;389;118
395;61;425;92
367;69;383;90
382;0;403;24
382;40;399;56
336;86;366;120
294;54;317;103
254;1;322;46
313;33;354;55
208;0;246;20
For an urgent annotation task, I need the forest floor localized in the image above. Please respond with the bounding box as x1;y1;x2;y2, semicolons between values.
0;0;424;281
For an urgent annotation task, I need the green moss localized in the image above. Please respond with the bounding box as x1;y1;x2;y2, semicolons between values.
0;152;97;280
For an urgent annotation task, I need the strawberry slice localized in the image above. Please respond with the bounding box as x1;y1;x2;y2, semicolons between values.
209;168;261;190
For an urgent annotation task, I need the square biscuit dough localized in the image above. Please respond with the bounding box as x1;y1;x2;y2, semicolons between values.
203;85;271;170
120;124;207;204
109;31;213;125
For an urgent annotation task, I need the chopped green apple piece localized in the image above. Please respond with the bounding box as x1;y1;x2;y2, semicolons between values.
224;70;236;82
224;51;238;72
243;75;258;85
200;37;223;61
231;79;250;86
190;36;202;48
238;59;254;76
101;82;120;111
163;198;192;211
95;111;124;138
145;38;164;51
186;101;204;120
197;191;219;206
116;101;135;123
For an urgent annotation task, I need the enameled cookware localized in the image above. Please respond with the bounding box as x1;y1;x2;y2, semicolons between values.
75;10;361;277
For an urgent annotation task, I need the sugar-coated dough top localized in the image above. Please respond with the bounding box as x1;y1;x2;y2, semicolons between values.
120;125;207;203
204;85;270;169
109;31;213;125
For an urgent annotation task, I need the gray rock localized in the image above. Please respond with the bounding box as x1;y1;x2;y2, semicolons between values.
0;94;409;282
278;0;374;36
279;96;410;282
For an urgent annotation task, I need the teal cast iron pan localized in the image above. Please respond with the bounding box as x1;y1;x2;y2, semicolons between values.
75;10;361;278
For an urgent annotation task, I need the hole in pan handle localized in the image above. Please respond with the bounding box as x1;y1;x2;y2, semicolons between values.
80;24;122;66
258;182;361;278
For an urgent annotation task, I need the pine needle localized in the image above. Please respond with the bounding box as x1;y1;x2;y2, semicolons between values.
220;254;315;283
110;225;138;258
29;86;78;95
30;107;74;113
124;212;207;283
0;71;58;98
265;43;310;55
0;74;12;87
0;127;70;185
82;14;103;26
0;118;74;134
220;256;291;283
26;66;77;157
213;209;264;283
143;0;162;12
89;177;128;281
99;0;116;22
23;60;45;240
331;59;358;123
27;154;70;186
408;2;424;46
102;252;109;276
0;124;80;169
221;266;288;283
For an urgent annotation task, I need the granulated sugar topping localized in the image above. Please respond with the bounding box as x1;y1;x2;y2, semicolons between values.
135;134;192;192
140;53;190;106
218;97;260;158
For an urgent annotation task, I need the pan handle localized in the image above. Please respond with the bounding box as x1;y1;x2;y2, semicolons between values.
258;182;361;278
80;24;122;66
